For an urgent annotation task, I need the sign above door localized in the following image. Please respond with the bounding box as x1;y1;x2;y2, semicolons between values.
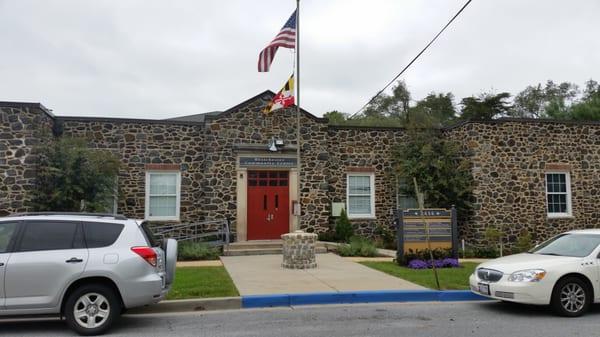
239;156;297;168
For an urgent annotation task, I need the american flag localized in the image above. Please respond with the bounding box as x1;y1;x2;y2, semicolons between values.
258;10;297;72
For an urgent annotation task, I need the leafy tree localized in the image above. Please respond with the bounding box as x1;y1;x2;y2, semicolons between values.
393;129;473;220
409;92;456;126
459;92;511;120
512;84;546;118
544;79;600;121
555;96;600;121
583;79;600;101
512;80;580;118
363;80;411;119
31;138;120;212
323;110;348;125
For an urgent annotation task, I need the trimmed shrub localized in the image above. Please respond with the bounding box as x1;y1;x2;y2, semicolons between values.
334;209;354;243
515;229;533;253
473;246;499;258
337;236;377;257
373;224;396;250
177;242;220;261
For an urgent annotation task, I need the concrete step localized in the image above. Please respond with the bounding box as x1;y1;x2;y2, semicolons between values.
223;246;328;256
223;248;282;256
226;243;283;250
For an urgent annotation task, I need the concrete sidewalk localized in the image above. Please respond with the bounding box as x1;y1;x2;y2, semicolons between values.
221;253;425;296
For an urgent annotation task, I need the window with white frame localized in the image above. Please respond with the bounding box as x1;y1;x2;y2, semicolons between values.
145;171;181;221
545;172;572;217
346;173;375;218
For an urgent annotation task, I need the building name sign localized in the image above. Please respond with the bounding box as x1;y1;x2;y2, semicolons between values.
239;156;298;168
396;208;459;259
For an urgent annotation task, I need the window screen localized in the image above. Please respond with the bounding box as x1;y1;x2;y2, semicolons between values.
546;173;570;215
347;174;374;216
148;172;179;218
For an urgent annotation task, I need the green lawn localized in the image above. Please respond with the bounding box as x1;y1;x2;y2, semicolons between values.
360;261;478;290
167;267;239;300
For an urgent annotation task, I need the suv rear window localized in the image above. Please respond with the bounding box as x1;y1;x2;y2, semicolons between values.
84;222;124;248
140;222;160;247
19;221;82;251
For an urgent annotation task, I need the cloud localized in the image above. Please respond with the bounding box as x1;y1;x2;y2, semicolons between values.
0;0;599;118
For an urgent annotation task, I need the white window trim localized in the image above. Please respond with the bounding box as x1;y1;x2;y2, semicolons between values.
346;172;376;219
545;171;572;219
145;171;181;221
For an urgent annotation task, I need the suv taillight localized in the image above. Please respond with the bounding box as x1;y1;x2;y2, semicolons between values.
131;247;157;267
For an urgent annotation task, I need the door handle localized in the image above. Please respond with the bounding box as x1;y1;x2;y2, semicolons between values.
66;258;84;263
0;262;4;267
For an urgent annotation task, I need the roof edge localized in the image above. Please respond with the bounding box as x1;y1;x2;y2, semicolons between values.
203;90;328;123
56;116;205;126
0;101;55;119
444;117;600;130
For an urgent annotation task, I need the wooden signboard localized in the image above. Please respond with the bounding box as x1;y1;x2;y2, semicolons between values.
396;208;458;260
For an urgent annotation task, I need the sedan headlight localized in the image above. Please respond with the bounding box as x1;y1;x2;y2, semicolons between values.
508;269;546;282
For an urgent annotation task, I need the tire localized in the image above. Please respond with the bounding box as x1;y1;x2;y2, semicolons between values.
551;276;591;317
64;283;120;336
164;238;178;285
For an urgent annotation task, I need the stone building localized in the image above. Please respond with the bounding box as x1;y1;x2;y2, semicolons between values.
1;91;599;246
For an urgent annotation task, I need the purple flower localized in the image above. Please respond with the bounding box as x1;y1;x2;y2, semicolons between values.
407;259;428;269
428;259;445;268
441;258;460;268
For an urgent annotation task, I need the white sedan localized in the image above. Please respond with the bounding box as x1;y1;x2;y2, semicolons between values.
470;229;600;316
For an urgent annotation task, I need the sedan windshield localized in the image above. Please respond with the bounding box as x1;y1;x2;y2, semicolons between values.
530;234;600;257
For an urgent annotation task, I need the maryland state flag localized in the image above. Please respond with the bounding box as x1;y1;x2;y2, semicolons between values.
264;75;295;114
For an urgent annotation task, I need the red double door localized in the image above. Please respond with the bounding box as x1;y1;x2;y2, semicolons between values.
247;171;290;240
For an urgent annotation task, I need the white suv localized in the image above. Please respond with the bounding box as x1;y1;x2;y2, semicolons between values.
0;212;177;335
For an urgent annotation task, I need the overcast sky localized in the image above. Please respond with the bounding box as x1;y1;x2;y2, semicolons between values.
1;0;599;118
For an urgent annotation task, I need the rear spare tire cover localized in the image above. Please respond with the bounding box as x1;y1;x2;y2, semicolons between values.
165;238;178;285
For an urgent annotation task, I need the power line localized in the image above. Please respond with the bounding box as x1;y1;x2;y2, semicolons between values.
350;0;473;118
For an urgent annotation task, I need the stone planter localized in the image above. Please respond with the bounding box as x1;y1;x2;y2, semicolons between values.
281;230;317;269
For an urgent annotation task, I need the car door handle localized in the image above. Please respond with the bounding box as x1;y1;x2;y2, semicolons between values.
0;262;4;267
66;258;84;263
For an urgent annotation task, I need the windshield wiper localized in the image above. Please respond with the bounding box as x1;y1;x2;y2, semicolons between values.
538;252;562;256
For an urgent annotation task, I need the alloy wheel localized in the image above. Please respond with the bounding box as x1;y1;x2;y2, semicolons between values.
559;283;586;313
73;292;111;329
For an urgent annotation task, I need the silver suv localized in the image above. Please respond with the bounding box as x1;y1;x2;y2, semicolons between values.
0;212;177;335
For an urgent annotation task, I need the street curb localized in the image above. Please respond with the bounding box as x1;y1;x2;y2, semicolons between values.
126;290;489;314
242;290;490;308
127;297;241;314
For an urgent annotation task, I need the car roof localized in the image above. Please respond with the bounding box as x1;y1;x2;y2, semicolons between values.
1;212;132;224
566;229;600;235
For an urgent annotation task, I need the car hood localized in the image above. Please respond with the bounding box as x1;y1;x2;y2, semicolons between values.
476;253;582;274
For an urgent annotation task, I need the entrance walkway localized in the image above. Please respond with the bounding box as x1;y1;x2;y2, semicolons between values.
220;253;426;295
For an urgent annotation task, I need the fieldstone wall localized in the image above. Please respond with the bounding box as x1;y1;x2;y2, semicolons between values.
59;118;206;222
0;104;54;215
203;92;330;233
445;120;600;247
3;96;599;248
327;126;407;236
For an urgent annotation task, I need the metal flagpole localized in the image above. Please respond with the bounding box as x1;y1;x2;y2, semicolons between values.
295;0;301;229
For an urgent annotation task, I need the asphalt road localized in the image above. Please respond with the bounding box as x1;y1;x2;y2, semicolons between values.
2;301;600;337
